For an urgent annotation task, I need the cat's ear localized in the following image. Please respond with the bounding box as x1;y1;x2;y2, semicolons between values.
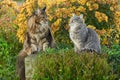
42;6;46;12
80;14;83;19
34;8;41;15
72;13;76;17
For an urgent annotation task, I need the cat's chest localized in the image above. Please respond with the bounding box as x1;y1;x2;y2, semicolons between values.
70;31;80;44
30;33;40;43
70;27;81;40
70;27;87;38
70;32;81;47
70;28;86;43
70;31;77;39
38;24;48;32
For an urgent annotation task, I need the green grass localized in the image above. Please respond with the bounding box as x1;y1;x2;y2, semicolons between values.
33;49;119;80
26;44;120;80
102;44;120;55
0;34;120;80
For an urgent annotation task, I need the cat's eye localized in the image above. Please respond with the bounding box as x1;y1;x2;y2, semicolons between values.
71;20;75;23
42;16;45;18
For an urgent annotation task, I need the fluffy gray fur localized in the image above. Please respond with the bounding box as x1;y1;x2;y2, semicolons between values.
69;14;101;53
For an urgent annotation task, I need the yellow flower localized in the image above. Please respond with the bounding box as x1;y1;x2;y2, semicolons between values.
115;39;119;44
78;0;86;5
104;16;108;22
48;16;53;21
95;11;102;22
95;11;108;22
92;3;99;10
51;19;62;33
110;6;114;11
98;29;107;36
114;11;120;17
102;38;109;45
86;2;91;6
116;27;120;32
77;6;86;13
87;3;99;11
55;19;61;26
116;34;119;38
71;0;76;3
87;25;96;30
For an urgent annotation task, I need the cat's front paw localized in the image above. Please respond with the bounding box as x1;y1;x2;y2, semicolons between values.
43;42;49;51
74;47;81;53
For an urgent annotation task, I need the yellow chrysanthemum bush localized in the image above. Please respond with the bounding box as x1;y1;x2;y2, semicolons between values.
0;0;18;27
16;0;120;46
0;0;18;39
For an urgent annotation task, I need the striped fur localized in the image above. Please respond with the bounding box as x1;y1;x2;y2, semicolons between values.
16;7;55;80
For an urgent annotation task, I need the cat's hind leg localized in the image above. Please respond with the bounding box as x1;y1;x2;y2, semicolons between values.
84;42;100;53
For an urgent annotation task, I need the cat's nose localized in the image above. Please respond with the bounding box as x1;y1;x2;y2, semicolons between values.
71;20;75;23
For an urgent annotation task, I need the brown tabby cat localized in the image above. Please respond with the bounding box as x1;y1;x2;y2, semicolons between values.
16;7;56;80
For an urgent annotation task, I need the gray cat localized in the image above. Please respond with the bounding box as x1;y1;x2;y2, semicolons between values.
69;14;101;53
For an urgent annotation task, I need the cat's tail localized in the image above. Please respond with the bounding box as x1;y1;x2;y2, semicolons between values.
16;50;28;80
